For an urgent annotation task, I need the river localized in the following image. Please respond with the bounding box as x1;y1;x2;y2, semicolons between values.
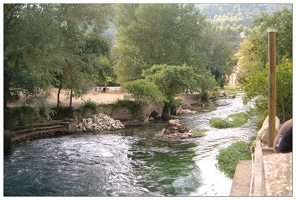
3;93;258;196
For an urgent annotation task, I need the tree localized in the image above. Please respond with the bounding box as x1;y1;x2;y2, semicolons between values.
142;64;199;117
123;79;164;103
4;4;62;112
4;4;114;111
47;4;114;108
236;7;292;122
113;4;208;83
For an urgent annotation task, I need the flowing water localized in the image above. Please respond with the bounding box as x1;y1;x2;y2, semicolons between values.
3;94;257;197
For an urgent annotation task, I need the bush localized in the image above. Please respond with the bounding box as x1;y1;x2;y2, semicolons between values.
123;79;165;103
209;112;249;128
109;99;142;116
4;106;40;128
76;99;98;114
216;141;252;178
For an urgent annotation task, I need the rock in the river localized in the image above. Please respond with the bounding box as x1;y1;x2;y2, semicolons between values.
176;103;197;115
161;119;198;139
76;113;125;132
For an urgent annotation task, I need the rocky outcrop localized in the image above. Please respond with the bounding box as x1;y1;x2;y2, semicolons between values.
161;119;198;139
76;113;125;132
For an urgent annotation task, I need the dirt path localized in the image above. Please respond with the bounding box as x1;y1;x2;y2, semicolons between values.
8;87;129;109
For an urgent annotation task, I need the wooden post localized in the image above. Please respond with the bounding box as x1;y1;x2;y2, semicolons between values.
267;28;277;147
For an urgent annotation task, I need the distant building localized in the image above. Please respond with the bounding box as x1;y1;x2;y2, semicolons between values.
227;65;240;86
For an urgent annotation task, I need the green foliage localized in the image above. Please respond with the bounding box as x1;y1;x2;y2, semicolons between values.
216;141;252;178
123;79;165;103
113;4;232;95
237;7;292;122
170;98;183;109
222;86;242;96
51;107;75;120
143;64;198;102
4;4;114;116
109;99;142;116
275;59;293;121
4;106;40;128
196;4;291;51
209;112;249;129
209;86;221;99
39;99;57;120
76;99;98;114
210;118;232;129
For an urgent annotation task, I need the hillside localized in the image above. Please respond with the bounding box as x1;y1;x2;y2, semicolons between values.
196;3;292;28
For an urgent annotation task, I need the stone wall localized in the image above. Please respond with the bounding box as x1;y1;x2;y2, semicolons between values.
94;102;164;126
178;93;202;105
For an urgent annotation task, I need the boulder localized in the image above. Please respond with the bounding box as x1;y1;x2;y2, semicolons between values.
161;119;198;139
176;103;197;115
257;115;280;145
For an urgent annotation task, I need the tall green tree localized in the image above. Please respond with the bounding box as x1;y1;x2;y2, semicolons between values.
47;4;114;107
236;7;292;122
113;4;208;84
4;4;61;111
4;4;114;111
113;3;233;100
197;22;235;88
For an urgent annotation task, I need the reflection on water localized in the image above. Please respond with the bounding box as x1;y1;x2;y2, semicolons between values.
4;95;257;196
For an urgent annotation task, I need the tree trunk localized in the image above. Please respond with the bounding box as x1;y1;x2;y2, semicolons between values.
57;83;62;108
161;104;171;120
69;88;73;108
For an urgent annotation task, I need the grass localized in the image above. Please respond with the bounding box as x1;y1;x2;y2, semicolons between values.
223;86;243;96
191;129;206;137
209;112;249;129
216;141;252;178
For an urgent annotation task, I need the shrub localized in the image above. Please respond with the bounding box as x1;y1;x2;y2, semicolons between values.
5;106;40;128
216;141;252;178
123;79;165;103
109;99;142;116
76;99;98;114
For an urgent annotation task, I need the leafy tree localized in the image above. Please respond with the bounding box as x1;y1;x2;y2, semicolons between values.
113;4;208;83
4;4;114;112
275;59;292;122
113;4;235;106
48;4;114;108
236;7;292;122
123;79;164;103
4;4;61;111
142;64;198;117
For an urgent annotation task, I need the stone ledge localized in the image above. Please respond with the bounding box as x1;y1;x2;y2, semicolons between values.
230;160;252;196
263;152;292;196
